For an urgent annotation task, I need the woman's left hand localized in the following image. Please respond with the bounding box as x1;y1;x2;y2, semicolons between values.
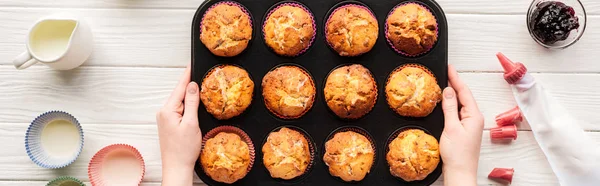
156;66;202;186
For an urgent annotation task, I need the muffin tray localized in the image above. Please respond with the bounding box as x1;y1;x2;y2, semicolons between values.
191;0;448;185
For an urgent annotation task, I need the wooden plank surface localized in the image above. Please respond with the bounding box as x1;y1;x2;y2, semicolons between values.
0;0;598;15
1;0;599;185
0;8;598;72
1;66;599;130
4;122;598;185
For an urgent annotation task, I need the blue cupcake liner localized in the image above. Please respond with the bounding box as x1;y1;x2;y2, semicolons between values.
25;111;84;169
46;176;85;186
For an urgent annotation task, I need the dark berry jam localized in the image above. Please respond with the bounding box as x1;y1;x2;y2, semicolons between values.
529;1;579;44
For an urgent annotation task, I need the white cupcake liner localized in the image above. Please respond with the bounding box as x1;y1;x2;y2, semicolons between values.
25;111;84;169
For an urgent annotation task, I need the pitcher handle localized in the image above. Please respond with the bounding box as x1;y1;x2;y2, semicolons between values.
14;51;38;70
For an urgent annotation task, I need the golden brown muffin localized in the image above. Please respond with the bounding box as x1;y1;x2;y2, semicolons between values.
324;64;377;119
200;2;252;57
200;65;254;120
264;4;315;56
262;66;316;119
323;131;374;182
262;127;311;180
386;3;438;56
325;5;379;56
386;129;440;181
200;132;251;184
385;65;441;117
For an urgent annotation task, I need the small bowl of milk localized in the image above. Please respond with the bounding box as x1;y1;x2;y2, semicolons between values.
25;111;84;169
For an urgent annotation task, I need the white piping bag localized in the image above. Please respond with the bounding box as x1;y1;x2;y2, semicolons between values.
496;52;600;186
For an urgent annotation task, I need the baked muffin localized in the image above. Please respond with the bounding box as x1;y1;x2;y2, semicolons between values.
385;64;441;117
200;65;254;120
323;131;374;182
386;129;440;181
386;3;438;56
262;127;311;180
324;64;377;119
200;2;252;57
325;5;379;56
263;3;315;56
200;132;251;184
262;66;316;119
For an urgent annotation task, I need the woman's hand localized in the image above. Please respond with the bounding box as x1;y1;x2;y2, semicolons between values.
440;65;484;186
156;66;202;186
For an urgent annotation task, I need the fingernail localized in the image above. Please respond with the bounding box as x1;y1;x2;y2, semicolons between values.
187;82;198;94
444;87;455;99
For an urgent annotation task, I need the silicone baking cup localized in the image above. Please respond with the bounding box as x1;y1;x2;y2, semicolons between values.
88;144;146;186
263;1;316;57
46;176;85;186
25;111;84;169
385;2;439;57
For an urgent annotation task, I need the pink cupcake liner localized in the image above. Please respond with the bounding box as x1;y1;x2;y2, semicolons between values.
325;3;377;56
385;2;439;57
88;144;145;186
199;1;253;39
262;1;316;57
201;126;255;174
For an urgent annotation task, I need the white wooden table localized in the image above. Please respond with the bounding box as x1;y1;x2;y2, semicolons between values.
1;0;599;185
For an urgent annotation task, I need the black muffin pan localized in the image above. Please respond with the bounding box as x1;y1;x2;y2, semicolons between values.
191;0;448;185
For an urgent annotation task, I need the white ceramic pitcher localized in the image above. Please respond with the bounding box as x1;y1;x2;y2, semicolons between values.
14;13;93;70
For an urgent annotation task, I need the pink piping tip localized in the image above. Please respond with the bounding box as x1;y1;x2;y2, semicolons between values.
496;52;527;84
488;168;514;184
495;106;523;126
491;125;518;140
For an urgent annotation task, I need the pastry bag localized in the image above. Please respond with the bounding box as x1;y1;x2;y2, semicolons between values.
497;52;600;186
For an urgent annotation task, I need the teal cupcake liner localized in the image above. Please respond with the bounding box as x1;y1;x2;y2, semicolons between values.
25;111;84;169
46;176;85;186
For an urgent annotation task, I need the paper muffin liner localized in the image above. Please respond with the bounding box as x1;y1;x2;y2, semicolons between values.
46;176;85;186
385;64;440;117
325;3;377;56
201;126;255;175
262;64;316;120
262;126;316;181
263;1;316;57
385;126;435;154
199;1;253;56
385;2;439;57
201;64;254;120
324;126;377;176
25;111;84;169
88;144;145;186
323;64;378;120
200;1;253;34
385;126;440;181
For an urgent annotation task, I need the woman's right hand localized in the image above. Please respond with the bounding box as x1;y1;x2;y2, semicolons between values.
440;65;485;186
